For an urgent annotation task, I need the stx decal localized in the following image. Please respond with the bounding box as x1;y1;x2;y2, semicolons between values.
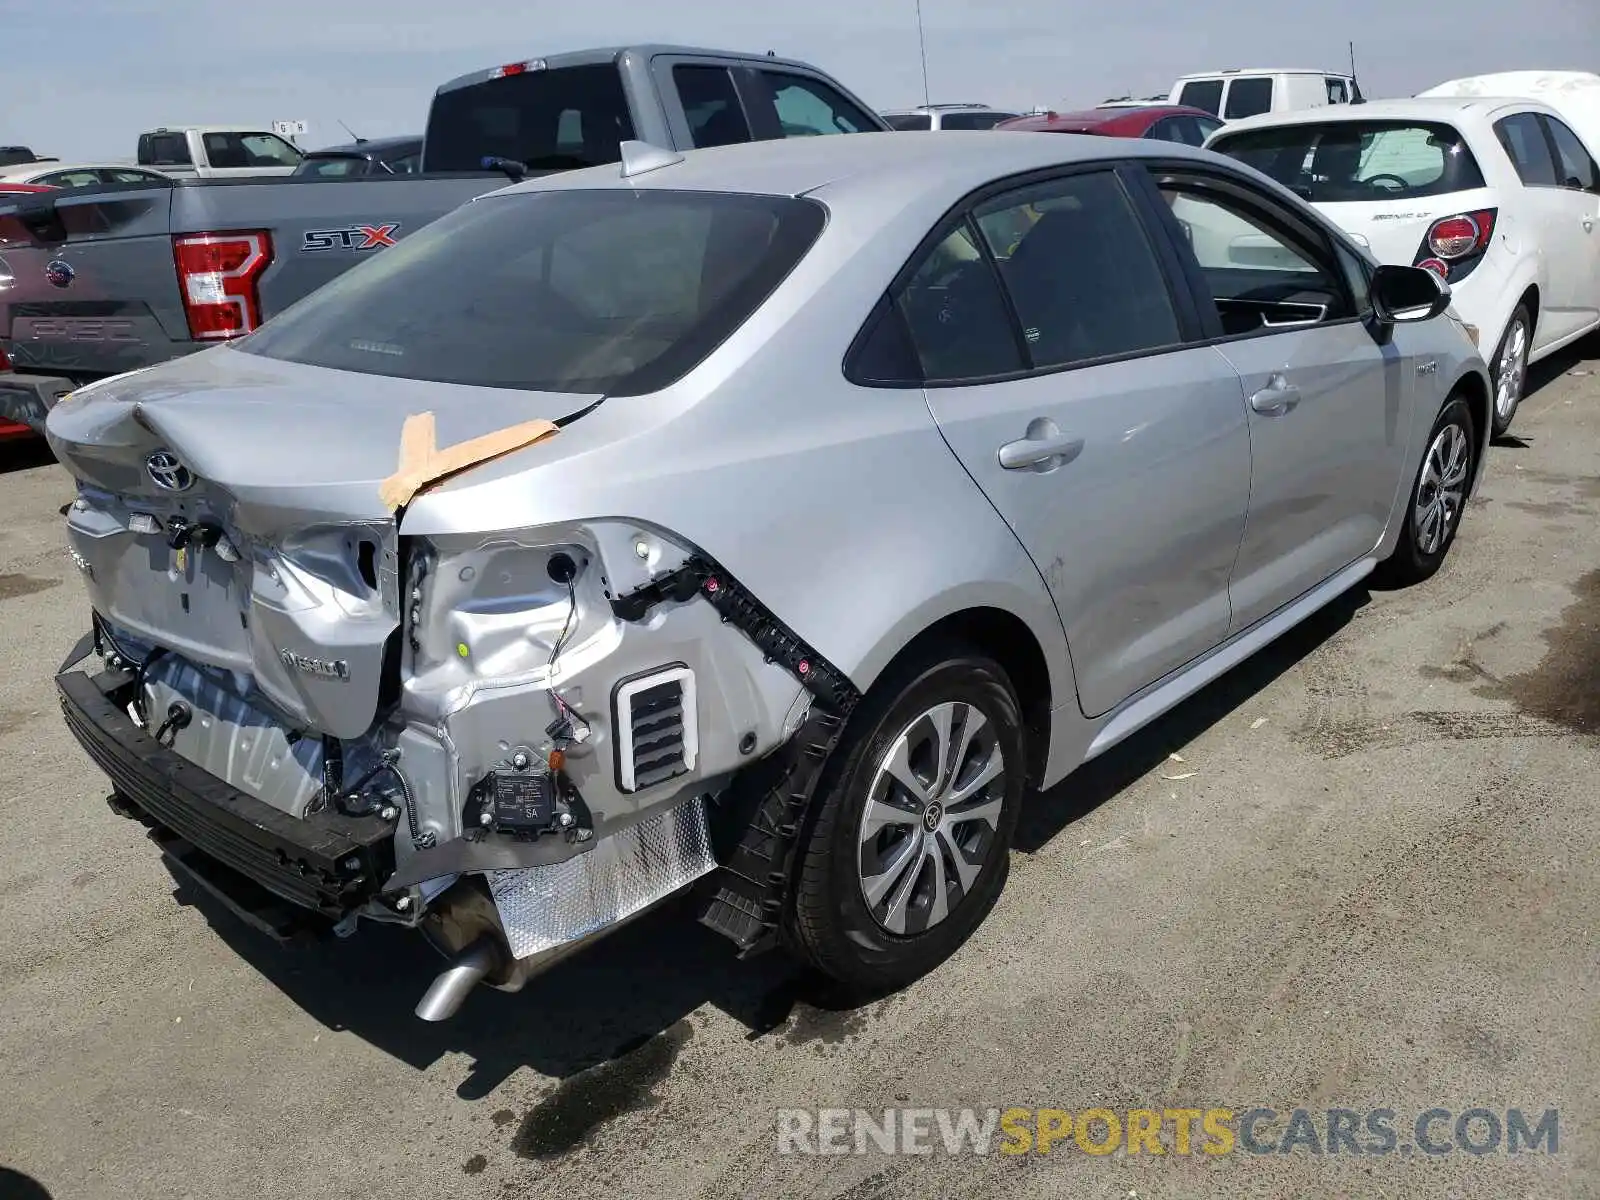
301;223;401;252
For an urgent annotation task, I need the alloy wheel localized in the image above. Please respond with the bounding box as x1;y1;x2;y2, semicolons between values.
857;701;1007;936
1495;317;1529;422
1413;419;1472;556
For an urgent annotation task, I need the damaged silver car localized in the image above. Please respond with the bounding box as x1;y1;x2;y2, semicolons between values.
48;132;1491;1020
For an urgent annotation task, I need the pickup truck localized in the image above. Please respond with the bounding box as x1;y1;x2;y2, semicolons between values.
0;45;887;434
135;126;306;178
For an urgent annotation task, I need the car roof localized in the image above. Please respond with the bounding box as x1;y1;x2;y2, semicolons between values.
142;125;283;134
998;105;1213;133
1210;95;1554;135
436;45;829;94
882;104;1008;115
499;129;1211;202
1175;68;1343;80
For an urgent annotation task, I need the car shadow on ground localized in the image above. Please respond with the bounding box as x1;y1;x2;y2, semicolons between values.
176;584;1373;1106
1492;331;1598;450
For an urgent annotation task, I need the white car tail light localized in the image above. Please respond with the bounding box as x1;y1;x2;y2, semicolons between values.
1424;209;1496;261
172;231;273;340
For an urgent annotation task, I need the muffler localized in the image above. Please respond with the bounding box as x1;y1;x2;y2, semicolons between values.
414;938;497;1022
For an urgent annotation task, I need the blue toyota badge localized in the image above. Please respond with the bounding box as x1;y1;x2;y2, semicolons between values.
44;259;75;289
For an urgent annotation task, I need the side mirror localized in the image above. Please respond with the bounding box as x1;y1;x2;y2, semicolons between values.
1371;263;1450;324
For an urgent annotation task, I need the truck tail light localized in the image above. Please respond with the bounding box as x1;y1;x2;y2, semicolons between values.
0;345;11;371
172;231;272;341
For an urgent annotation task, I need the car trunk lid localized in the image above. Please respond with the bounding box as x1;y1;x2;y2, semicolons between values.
48;347;599;738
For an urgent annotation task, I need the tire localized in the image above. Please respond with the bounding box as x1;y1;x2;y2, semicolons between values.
787;644;1027;994
1490;304;1532;437
1375;393;1477;588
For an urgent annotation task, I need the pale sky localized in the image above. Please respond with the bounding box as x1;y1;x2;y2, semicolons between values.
5;0;1597;159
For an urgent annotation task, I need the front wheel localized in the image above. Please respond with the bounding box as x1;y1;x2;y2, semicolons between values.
787;646;1026;994
1491;305;1532;437
1375;393;1476;587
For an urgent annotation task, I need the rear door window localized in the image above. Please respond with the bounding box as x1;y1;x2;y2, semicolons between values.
1223;78;1275;120
976;171;1183;368
1541;115;1599;191
139;133;192;166
755;71;877;137
423;64;637;172
674;65;754;148
894;225;1026;382
1211;121;1486;201
237;189;825;397
1178;80;1224;116
939;111;1015;130
202;132;302;169
1494;113;1560;186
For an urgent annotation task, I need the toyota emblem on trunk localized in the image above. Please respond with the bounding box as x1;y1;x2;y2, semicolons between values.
44;259;75;289
145;450;194;492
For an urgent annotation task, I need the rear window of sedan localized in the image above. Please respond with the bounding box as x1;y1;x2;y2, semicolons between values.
1211;120;1486;202
237;189;826;395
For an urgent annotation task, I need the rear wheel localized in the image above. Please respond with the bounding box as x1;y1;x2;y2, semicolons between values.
1375;393;1476;587
788;645;1026;994
1491;304;1531;437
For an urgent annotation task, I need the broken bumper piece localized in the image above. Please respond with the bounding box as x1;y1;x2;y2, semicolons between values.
0;371;74;434
56;666;394;920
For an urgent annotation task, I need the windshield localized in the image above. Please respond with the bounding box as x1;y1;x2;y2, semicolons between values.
237;189;826;396
1212;120;1486;202
422;64;635;172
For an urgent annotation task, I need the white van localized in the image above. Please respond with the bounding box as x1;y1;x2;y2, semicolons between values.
1170;69;1363;122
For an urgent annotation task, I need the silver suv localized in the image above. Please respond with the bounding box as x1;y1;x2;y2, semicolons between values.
882;103;1021;130
49;132;1489;1022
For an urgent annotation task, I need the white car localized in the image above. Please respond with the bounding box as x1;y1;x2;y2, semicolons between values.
1420;72;1600;156
0;161;169;188
1208;97;1600;434
1170;68;1362;122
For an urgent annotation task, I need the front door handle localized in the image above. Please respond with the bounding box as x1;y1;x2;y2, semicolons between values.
1249;375;1302;416
1584;214;1595;233
998;428;1084;471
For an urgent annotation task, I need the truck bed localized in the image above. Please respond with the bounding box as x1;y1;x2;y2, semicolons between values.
0;174;504;383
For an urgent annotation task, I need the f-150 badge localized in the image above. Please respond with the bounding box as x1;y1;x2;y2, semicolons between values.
302;223;400;252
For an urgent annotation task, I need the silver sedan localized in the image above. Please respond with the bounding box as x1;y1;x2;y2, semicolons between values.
46;130;1490;1019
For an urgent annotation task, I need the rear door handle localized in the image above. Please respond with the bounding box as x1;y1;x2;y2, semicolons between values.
998;430;1084;471
1584;214;1595;232
1249;375;1301;416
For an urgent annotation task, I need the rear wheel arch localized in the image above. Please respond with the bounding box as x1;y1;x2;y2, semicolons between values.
1450;369;1491;482
865;607;1053;789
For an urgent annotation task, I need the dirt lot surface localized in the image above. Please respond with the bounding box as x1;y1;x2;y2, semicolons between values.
2;338;1597;1200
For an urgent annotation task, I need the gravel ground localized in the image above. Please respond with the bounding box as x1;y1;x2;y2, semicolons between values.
1;337;1597;1200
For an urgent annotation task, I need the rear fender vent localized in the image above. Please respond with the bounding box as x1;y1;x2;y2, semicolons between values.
612;665;698;793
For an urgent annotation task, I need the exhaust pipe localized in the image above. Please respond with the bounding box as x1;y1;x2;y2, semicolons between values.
414;938;497;1022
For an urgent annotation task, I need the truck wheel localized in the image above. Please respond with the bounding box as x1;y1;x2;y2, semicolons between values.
788;644;1025;994
1491;304;1531;437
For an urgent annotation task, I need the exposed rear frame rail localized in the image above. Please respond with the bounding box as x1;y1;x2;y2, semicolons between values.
610;556;862;955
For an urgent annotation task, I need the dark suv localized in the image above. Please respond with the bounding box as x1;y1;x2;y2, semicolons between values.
292;136;424;178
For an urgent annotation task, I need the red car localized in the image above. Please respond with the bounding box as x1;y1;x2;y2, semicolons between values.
996;104;1223;147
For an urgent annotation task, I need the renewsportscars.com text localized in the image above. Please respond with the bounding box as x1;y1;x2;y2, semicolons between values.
776;1106;1560;1157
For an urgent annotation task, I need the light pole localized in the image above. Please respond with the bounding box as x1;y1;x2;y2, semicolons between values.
914;0;931;107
